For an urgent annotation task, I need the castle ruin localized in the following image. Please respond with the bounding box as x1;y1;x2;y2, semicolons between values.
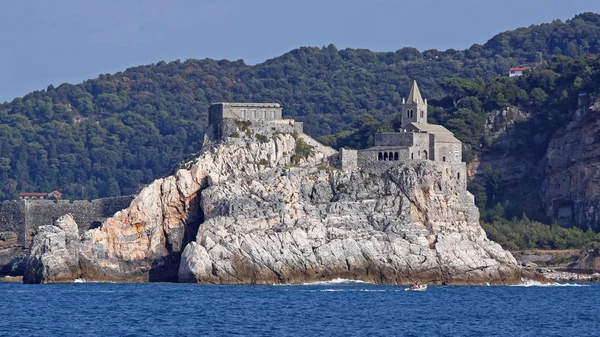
205;102;303;142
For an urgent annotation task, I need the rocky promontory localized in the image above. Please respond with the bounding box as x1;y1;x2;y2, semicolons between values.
24;130;529;284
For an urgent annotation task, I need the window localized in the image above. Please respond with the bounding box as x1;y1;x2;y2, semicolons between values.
394;152;399;161
378;152;383;161
442;156;446;162
407;110;410;118
251;110;256;118
420;110;424;118
457;172;460;179
261;110;266;119
240;110;246;118
271;110;275;119
384;152;388;161
411;153;414;159
423;150;427;159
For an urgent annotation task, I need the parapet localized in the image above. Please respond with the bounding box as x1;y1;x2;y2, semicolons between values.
208;102;283;125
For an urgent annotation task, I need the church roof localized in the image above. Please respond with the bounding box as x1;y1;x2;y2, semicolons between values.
406;80;425;104
408;122;461;143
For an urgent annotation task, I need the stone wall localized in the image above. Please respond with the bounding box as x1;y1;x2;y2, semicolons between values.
207;118;304;143
434;140;462;164
0;201;26;246
0;196;134;247
357;148;411;171
340;149;358;170
375;132;415;147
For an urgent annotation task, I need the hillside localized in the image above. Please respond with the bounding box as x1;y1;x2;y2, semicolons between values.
1;12;600;223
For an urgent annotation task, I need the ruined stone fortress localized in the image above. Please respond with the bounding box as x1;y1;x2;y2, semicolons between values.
205;80;467;185
205;102;304;141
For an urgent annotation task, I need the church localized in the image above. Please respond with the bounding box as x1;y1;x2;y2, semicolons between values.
339;81;466;179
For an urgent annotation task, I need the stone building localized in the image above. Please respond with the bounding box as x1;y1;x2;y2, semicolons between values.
204;102;303;142
340;80;466;184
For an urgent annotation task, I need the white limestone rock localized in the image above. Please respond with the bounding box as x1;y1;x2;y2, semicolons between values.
23;214;80;283
178;146;521;284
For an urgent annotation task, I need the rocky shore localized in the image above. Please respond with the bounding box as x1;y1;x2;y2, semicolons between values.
22;131;536;285
539;268;600;282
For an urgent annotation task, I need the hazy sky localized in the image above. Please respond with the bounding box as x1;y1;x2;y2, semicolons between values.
1;0;599;102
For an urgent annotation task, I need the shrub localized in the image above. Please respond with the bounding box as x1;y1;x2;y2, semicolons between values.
255;134;268;143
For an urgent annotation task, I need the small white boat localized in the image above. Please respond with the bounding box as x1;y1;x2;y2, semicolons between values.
405;284;427;291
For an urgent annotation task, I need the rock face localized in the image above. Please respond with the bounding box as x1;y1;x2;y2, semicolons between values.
541;103;600;230
24;130;523;284
24;214;80;283
178;158;519;284
73;132;333;282
574;249;600;272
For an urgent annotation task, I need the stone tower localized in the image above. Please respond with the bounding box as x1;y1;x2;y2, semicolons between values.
400;80;428;129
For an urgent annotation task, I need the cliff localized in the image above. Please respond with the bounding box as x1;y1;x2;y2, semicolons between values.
24;131;526;284
541;100;600;229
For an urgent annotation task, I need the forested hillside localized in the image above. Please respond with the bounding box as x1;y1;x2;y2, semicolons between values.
1;12;599;206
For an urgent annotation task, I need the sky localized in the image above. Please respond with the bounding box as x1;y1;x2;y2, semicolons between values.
1;0;600;102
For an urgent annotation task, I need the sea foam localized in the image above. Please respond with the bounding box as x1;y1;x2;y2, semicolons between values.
512;279;588;287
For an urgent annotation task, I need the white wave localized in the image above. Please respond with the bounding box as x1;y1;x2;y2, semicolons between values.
511;279;589;287
316;288;386;292
273;278;369;286
74;278;86;283
301;278;368;286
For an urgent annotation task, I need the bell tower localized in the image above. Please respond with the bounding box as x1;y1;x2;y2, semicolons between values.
400;80;428;129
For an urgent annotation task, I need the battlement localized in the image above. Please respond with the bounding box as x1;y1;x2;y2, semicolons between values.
208;102;283;126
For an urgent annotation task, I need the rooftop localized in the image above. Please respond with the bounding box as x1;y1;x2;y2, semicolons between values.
409;122;461;143
406;80;425;105
211;102;281;108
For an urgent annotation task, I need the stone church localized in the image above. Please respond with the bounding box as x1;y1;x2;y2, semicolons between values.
340;80;466;181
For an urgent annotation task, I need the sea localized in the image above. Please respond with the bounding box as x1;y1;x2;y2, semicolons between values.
0;279;597;337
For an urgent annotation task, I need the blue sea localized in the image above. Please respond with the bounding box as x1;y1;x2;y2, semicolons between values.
0;279;597;337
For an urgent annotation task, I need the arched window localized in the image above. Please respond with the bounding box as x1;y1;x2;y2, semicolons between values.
407;110;410;118
378;152;383;161
411;153;414;159
423;150;428;159
394;152;399;161
420;111;424;118
384;152;388;161
442;156;446;162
